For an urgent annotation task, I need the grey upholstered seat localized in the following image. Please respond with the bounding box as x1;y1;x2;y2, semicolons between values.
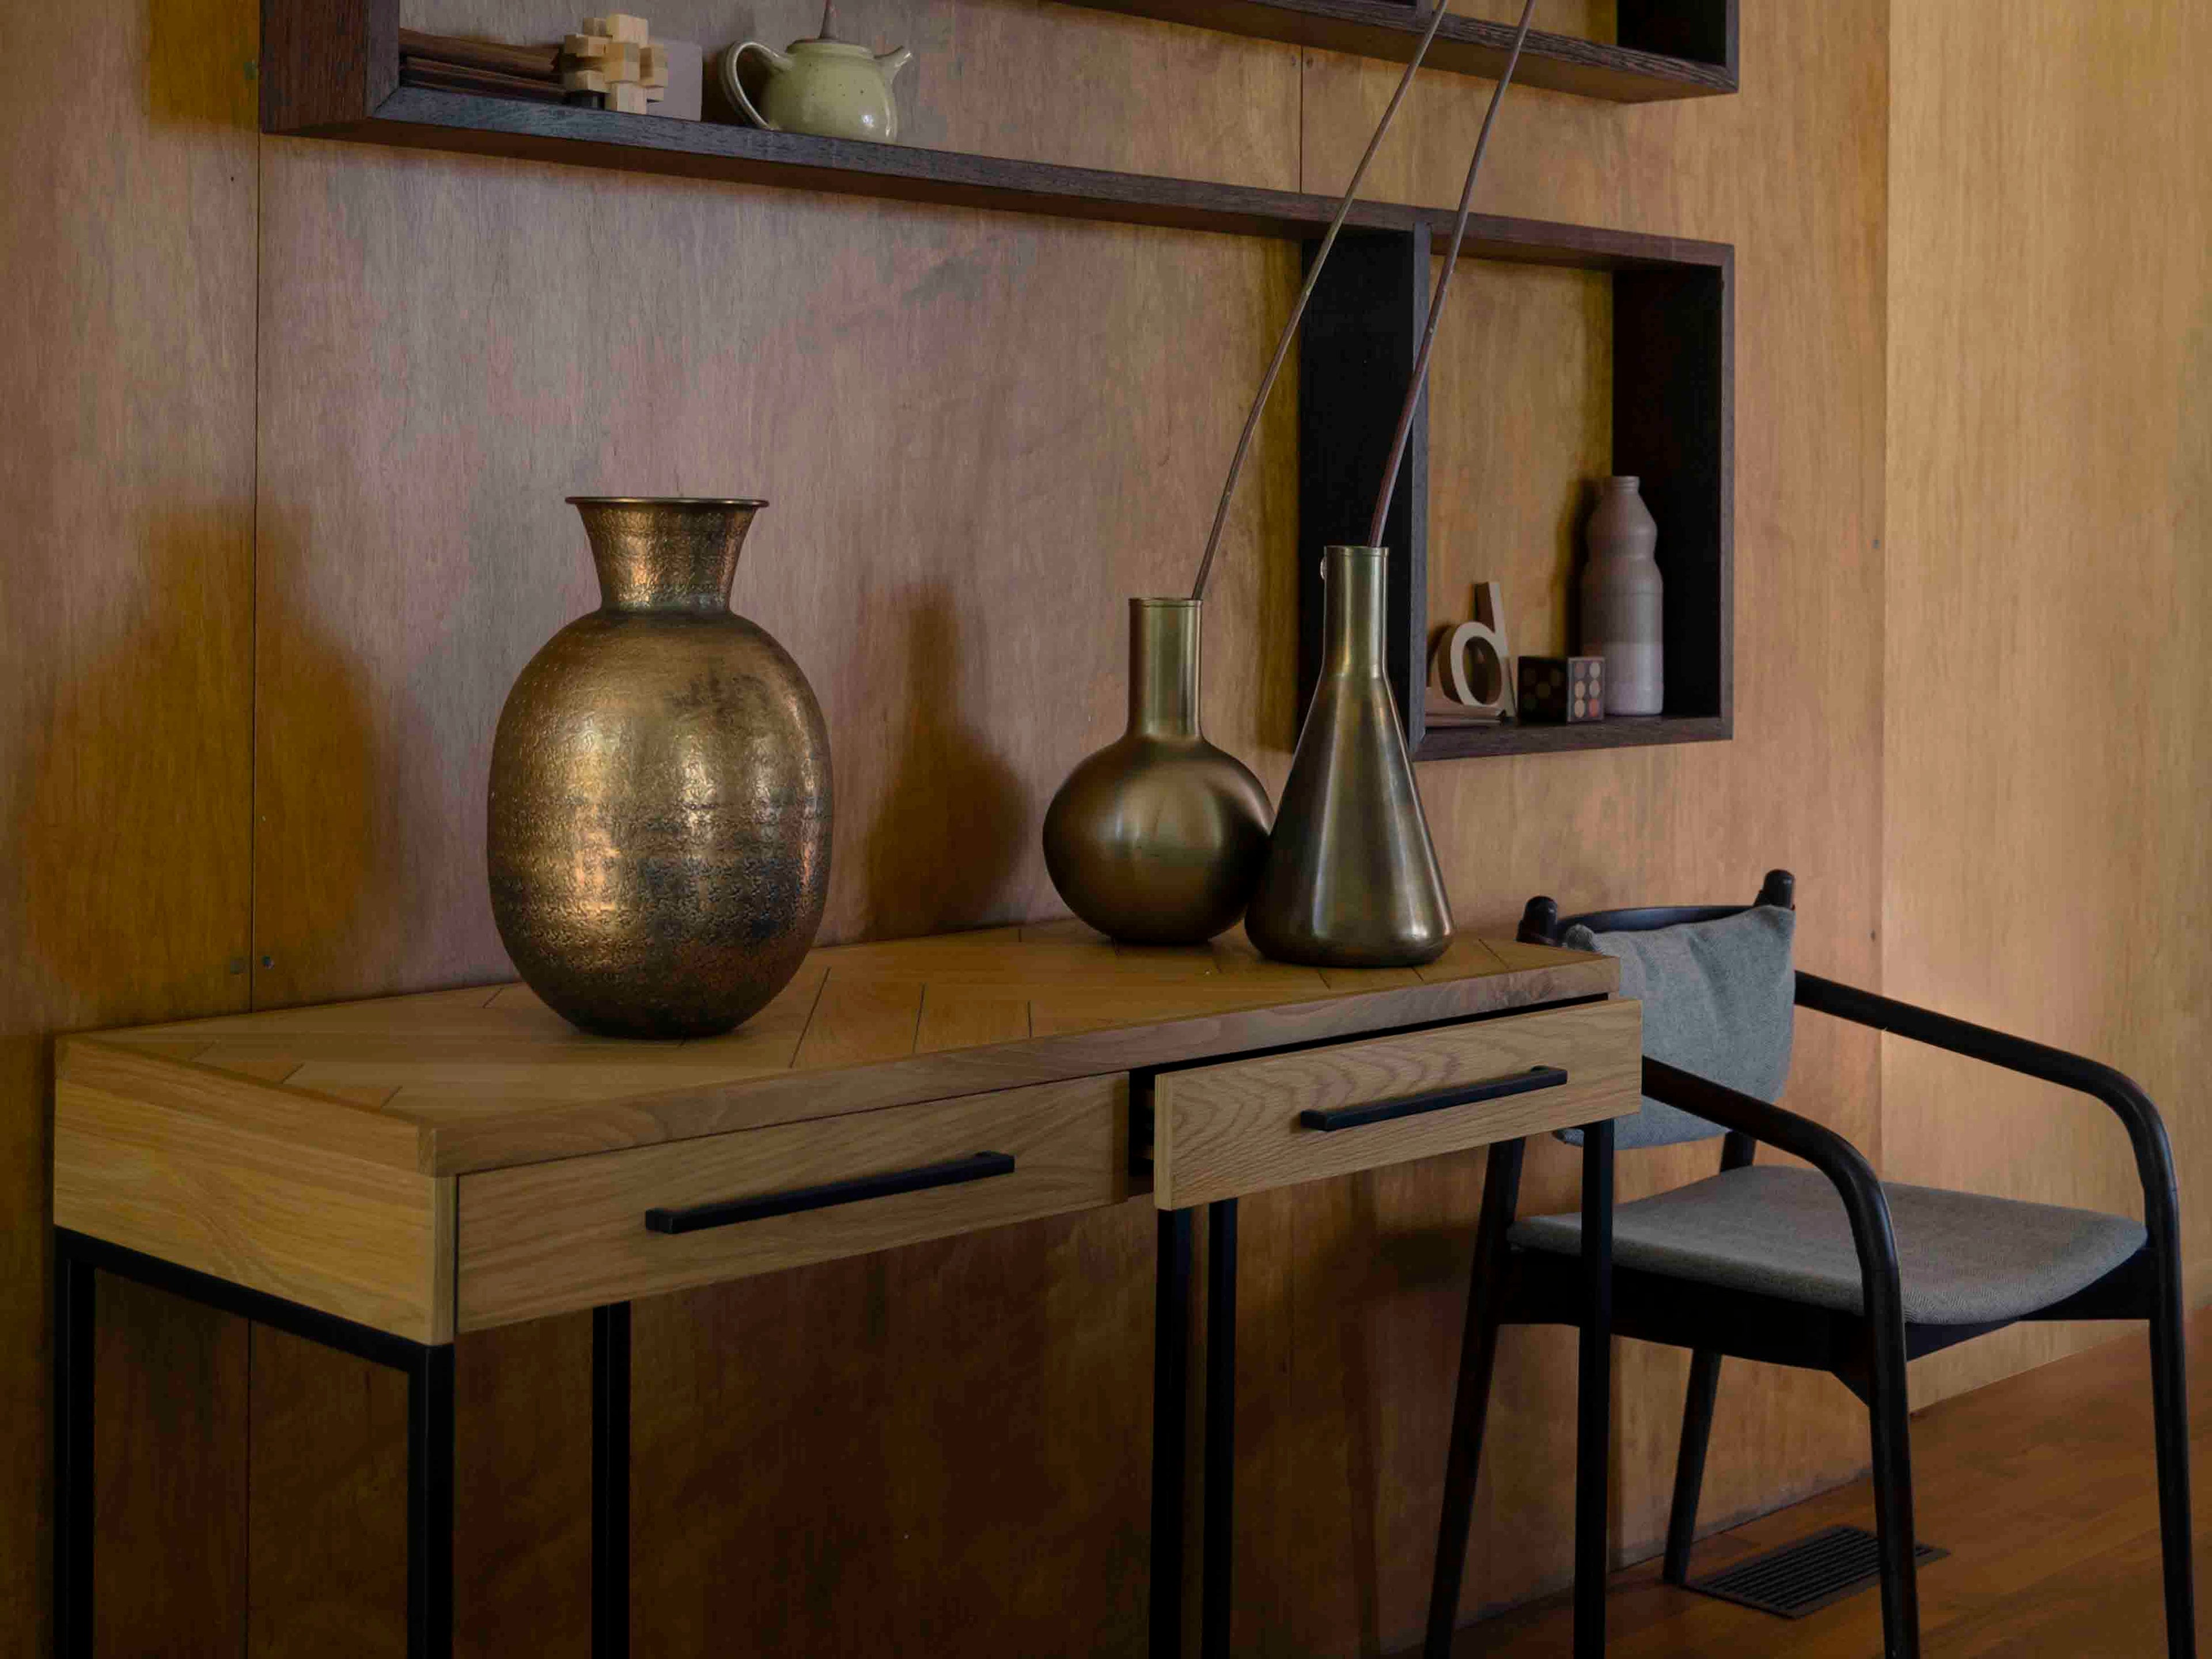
1510;1164;2147;1325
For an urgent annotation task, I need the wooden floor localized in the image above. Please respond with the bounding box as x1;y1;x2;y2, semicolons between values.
1422;1313;2210;1657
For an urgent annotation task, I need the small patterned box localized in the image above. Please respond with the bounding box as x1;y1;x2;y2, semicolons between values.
1516;656;1605;722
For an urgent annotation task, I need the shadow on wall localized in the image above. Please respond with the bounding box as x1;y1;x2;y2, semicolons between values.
243;508;390;1009
145;0;256;132
857;586;1027;938
21;508;252;1022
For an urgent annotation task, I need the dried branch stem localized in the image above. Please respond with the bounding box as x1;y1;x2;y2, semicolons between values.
1187;0;1476;601
1364;0;1539;550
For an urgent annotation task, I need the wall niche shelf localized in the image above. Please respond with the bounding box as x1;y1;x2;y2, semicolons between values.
264;3;1732;763
1048;0;1738;103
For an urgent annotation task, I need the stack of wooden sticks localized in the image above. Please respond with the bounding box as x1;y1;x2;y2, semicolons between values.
397;28;565;104
397;16;677;114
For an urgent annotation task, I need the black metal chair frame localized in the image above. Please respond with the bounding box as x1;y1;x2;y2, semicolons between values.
1422;870;2195;1659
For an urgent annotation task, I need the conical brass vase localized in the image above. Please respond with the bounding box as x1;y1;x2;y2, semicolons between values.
1041;599;1272;944
487;497;833;1038
1247;546;1452;967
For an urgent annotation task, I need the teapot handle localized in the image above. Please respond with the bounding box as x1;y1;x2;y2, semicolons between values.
722;41;787;131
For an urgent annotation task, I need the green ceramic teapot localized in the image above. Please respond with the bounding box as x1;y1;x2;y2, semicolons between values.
721;1;911;142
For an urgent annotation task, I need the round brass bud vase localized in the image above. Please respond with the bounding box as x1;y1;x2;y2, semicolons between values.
1041;599;1271;944
1246;546;1453;968
487;497;833;1038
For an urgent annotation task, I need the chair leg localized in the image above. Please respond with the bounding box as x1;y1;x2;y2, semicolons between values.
2149;1237;2197;1659
1423;1138;1525;1659
1661;1350;1722;1586
1574;1122;1615;1659
1865;1339;1921;1659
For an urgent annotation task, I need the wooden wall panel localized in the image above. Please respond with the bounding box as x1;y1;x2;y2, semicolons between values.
233;0;1891;1653
249;104;1301;1008
0;0;259;1648
1279;2;1889;1644
53;0;2212;1650
411;0;1300;187
1883;3;2212;1406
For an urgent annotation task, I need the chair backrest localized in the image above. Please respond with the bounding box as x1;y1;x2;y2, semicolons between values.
1521;870;1797;1149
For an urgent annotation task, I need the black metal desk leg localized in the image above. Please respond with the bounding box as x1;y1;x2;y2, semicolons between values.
54;1234;94;1659
1575;1121;1615;1659
1152;1208;1195;1659
1202;1200;1238;1658
407;1342;456;1659
594;1302;633;1659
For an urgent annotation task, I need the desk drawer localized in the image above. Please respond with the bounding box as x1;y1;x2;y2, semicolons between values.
457;1075;1124;1331
1152;999;1638;1207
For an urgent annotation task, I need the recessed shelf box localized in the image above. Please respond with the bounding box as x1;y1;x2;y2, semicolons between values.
262;1;1733;763
1300;228;1731;763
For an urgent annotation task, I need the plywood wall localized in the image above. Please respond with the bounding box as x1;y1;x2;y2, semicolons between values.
0;0;260;1649
46;0;2212;1650
1883;3;2212;1407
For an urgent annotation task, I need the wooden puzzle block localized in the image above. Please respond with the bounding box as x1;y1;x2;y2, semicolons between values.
592;40;639;80
606;13;650;44
606;80;649;113
581;16;608;34
1516;656;1605;722
565;32;612;59
640;44;668;86
560;66;608;92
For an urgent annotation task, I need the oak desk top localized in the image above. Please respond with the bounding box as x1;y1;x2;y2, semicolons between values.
62;923;1615;1178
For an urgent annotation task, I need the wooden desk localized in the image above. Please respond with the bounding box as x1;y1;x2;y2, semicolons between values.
52;923;1637;1658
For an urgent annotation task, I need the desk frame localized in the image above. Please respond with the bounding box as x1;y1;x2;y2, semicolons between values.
52;934;1627;1658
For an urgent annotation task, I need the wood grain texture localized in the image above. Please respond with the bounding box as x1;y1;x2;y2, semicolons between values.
263;0;399;129
0;0;259;1647
248;1326;411;1659
56;1054;457;1344
1881;1;2212;1409
456;1074;1125;1327
56;0;2174;1652
90;1276;249;1659
97;932;1612;1173
1273;5;1890;1646
1153;998;1638;1206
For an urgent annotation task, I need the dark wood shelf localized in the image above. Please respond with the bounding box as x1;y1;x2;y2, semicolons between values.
1414;714;1730;761
1298;230;1732;764
264;0;1734;767
1048;0;1737;102
294;85;1728;271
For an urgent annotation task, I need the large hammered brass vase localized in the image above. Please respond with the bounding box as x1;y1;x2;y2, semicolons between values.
1246;546;1452;968
1041;598;1271;944
487;497;832;1038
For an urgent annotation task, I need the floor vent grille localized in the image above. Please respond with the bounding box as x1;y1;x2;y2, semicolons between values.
1687;1524;1946;1619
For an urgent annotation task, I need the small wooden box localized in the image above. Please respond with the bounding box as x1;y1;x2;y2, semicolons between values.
1517;656;1605;722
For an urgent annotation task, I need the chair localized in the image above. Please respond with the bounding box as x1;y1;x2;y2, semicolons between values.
1422;870;2194;1659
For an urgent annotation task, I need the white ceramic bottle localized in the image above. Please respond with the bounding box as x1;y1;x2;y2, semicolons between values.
1580;476;1664;715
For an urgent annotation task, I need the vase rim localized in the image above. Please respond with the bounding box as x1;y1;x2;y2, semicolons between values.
566;495;770;508
1130;596;1200;607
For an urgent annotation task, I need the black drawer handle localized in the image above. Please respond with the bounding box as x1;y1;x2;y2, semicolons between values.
644;1151;1017;1236
1298;1066;1569;1132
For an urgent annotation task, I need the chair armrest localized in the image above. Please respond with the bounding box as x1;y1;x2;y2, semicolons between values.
1642;1057;1907;1341
1793;971;2181;1249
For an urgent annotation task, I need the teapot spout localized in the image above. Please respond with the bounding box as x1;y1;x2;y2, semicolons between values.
877;43;912;79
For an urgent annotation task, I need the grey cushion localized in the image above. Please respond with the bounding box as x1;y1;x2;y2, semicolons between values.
1509;1164;2147;1325
1559;905;1796;1147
